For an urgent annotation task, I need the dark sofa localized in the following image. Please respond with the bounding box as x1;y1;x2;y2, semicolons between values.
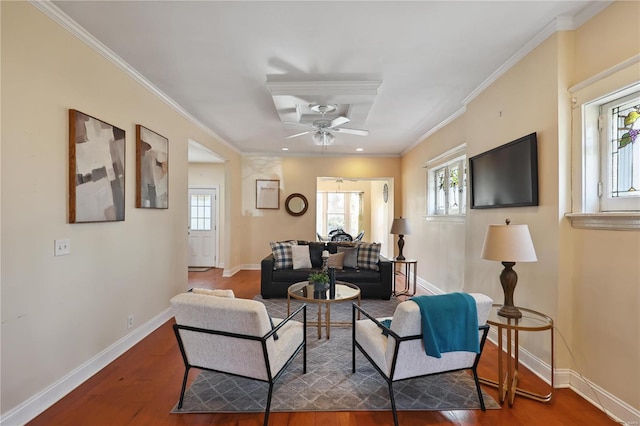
261;241;393;299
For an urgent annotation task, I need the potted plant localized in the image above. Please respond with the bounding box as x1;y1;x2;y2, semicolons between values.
308;271;329;292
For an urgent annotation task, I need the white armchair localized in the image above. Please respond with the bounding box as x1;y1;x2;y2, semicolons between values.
352;293;493;426
171;290;307;426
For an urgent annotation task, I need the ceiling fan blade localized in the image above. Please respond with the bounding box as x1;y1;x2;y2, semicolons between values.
283;121;314;129
286;131;312;139
329;116;350;128
332;127;369;136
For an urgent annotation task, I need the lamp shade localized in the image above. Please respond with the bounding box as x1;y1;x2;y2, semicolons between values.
481;224;537;262
390;217;411;235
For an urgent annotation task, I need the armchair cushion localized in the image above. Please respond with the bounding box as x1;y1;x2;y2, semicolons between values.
191;288;235;298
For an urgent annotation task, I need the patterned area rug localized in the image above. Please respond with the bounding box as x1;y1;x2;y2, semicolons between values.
171;296;500;413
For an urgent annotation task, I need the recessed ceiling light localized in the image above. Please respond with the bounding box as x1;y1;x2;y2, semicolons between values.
282;147;289;151
356;148;364;152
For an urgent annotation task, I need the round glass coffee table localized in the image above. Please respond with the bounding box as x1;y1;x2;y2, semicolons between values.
287;281;361;339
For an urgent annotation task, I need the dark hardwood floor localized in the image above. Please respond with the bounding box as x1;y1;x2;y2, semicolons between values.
27;269;617;425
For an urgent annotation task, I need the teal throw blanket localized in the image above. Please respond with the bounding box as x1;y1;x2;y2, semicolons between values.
409;293;479;358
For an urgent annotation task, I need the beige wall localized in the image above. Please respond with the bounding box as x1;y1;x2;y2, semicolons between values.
568;0;640;411
402;0;639;415
239;156;401;264
0;2;241;414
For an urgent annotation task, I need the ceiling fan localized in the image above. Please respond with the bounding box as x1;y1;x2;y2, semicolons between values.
284;105;369;146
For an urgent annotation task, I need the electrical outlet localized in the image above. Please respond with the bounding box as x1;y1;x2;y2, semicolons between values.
54;239;71;256
127;315;134;329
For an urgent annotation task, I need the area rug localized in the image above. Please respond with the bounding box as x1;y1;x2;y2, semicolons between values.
171;296;499;413
188;267;212;272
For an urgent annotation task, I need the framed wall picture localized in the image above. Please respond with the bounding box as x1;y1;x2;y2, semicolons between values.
69;109;126;223
136;125;169;209
256;179;280;209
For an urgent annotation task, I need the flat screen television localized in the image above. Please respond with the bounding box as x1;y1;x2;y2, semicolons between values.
469;132;538;209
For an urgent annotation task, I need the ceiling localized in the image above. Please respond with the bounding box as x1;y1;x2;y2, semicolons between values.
49;1;607;158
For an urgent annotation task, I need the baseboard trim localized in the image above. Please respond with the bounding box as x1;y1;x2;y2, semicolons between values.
0;308;173;426
568;370;640;425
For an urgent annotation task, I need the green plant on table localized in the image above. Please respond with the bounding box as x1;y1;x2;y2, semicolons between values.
308;271;329;284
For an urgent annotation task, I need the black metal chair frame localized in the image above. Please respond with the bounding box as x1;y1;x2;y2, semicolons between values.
331;232;353;241
173;304;307;426
352;303;489;426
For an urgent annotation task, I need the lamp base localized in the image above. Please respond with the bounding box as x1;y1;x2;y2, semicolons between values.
396;234;406;261
497;261;522;319
497;304;522;319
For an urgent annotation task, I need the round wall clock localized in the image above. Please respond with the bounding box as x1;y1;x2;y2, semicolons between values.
383;183;389;203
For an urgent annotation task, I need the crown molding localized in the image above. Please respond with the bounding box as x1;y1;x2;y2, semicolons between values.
29;0;240;155
405;106;466;155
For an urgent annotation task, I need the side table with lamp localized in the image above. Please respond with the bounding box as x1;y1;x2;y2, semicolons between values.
479;219;554;406
390;218;417;296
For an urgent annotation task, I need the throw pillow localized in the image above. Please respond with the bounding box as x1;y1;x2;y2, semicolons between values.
191;288;235;298
357;242;381;271
327;252;345;269
338;246;358;269
292;245;312;269
270;241;297;269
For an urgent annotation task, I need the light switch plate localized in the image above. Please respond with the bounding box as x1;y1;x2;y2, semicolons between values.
54;239;70;256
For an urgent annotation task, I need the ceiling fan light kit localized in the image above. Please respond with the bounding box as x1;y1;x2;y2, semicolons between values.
283;104;369;147
313;131;335;146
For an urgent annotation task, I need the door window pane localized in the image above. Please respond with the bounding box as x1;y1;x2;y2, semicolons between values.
190;194;212;231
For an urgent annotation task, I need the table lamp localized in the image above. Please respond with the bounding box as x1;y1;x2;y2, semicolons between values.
481;219;537;319
390;217;411;260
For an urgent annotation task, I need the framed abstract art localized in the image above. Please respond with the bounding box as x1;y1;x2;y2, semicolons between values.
69;109;125;223
136;125;168;209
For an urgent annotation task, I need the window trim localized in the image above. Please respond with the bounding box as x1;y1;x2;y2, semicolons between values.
566;59;640;231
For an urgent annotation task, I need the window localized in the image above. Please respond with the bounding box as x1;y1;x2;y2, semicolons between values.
316;191;363;236
190;194;212;231
599;92;640;211
426;144;467;218
566;75;640;230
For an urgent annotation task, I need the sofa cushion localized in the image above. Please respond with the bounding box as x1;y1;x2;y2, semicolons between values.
337;268;381;283
292;245;312;269
308;242;326;268
338;246;359;269
270;241;297;269
357;242;381;271
272;267;316;282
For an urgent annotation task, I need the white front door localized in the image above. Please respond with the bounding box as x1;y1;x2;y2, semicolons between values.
188;188;217;267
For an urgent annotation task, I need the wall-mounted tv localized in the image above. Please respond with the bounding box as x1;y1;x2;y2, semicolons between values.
469;132;538;209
